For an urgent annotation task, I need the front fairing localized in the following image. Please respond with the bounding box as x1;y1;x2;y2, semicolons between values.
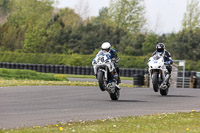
148;57;164;70
148;54;167;77
92;52;115;75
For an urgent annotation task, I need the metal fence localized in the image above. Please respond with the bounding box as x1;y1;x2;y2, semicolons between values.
177;71;198;88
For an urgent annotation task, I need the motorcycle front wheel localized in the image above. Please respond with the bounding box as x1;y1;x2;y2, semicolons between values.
97;71;106;91
152;72;159;92
109;87;120;100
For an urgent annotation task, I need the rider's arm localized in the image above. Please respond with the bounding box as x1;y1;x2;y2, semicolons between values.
93;51;102;63
166;51;173;64
168;57;173;64
96;50;103;56
152;51;156;56
110;49;120;63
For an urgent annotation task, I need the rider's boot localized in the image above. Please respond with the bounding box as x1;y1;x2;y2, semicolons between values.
114;71;121;84
107;72;115;87
115;84;121;90
115;67;121;84
117;76;121;84
113;72;121;90
166;74;171;87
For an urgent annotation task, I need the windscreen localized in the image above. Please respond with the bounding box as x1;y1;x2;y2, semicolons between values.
153;54;161;60
97;50;110;57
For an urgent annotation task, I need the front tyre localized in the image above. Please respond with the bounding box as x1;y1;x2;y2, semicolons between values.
97;71;106;91
109;87;120;100
152;72;159;92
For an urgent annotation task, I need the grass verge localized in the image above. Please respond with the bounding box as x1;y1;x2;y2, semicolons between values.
1;111;200;133
0;79;134;87
0;68;133;80
0;68;68;81
0;68;134;87
61;74;133;80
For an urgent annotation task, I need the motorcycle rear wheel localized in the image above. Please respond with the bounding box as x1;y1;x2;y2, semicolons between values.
109;87;120;100
160;87;169;96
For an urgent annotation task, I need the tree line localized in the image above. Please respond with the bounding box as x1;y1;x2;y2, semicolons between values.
0;0;200;66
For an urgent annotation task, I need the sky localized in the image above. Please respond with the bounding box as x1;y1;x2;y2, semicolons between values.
55;0;188;34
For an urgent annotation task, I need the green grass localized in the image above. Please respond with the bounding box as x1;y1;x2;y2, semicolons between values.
0;79;134;87
0;68;68;81
1;111;200;133
0;68;134;87
63;74;133;80
0;68;133;81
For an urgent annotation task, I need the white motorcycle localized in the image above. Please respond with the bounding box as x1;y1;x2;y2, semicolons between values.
92;51;120;100
147;53;171;96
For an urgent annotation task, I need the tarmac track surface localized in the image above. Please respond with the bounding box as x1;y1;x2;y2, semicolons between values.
0;86;200;129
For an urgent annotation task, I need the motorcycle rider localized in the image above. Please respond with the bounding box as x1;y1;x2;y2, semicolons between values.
94;42;121;85
151;43;173;85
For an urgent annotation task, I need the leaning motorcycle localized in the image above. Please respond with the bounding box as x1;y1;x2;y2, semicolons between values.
92;51;120;100
147;53;171;96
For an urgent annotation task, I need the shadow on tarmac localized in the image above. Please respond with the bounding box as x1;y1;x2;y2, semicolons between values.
113;100;147;103
150;94;196;98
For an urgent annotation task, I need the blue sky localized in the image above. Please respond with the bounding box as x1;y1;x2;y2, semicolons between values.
55;0;188;34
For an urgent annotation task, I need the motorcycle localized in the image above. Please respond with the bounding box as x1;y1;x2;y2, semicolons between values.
92;51;120;100
147;53;171;96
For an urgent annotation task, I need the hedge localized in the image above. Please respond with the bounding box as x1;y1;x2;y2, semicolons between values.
0;51;199;71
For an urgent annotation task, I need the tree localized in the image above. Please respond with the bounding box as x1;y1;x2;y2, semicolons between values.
0;24;19;51
142;33;158;55
44;8;82;53
61;22;136;55
7;0;54;52
108;0;146;33
165;29;200;61
182;0;200;30
23;25;47;53
179;0;200;60
0;0;11;24
8;0;54;27
74;0;89;20
56;8;82;28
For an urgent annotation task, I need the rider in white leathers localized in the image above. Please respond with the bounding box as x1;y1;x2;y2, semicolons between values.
93;42;121;84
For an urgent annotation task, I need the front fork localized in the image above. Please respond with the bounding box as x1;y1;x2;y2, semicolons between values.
98;67;108;81
150;69;165;84
161;70;165;84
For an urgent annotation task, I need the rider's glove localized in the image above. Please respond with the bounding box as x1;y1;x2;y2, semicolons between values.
111;58;116;63
115;58;120;63
92;59;97;65
164;61;170;65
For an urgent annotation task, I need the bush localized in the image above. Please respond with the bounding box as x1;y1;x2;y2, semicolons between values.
0;51;199;71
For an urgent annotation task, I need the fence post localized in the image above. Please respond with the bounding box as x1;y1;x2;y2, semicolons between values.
144;74;149;87
171;64;178;88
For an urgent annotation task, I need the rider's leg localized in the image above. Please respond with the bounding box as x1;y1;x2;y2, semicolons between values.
115;65;121;84
161;71;166;85
166;65;172;74
166;65;172;85
108;71;115;83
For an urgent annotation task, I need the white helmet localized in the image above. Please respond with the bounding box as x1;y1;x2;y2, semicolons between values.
101;42;111;50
